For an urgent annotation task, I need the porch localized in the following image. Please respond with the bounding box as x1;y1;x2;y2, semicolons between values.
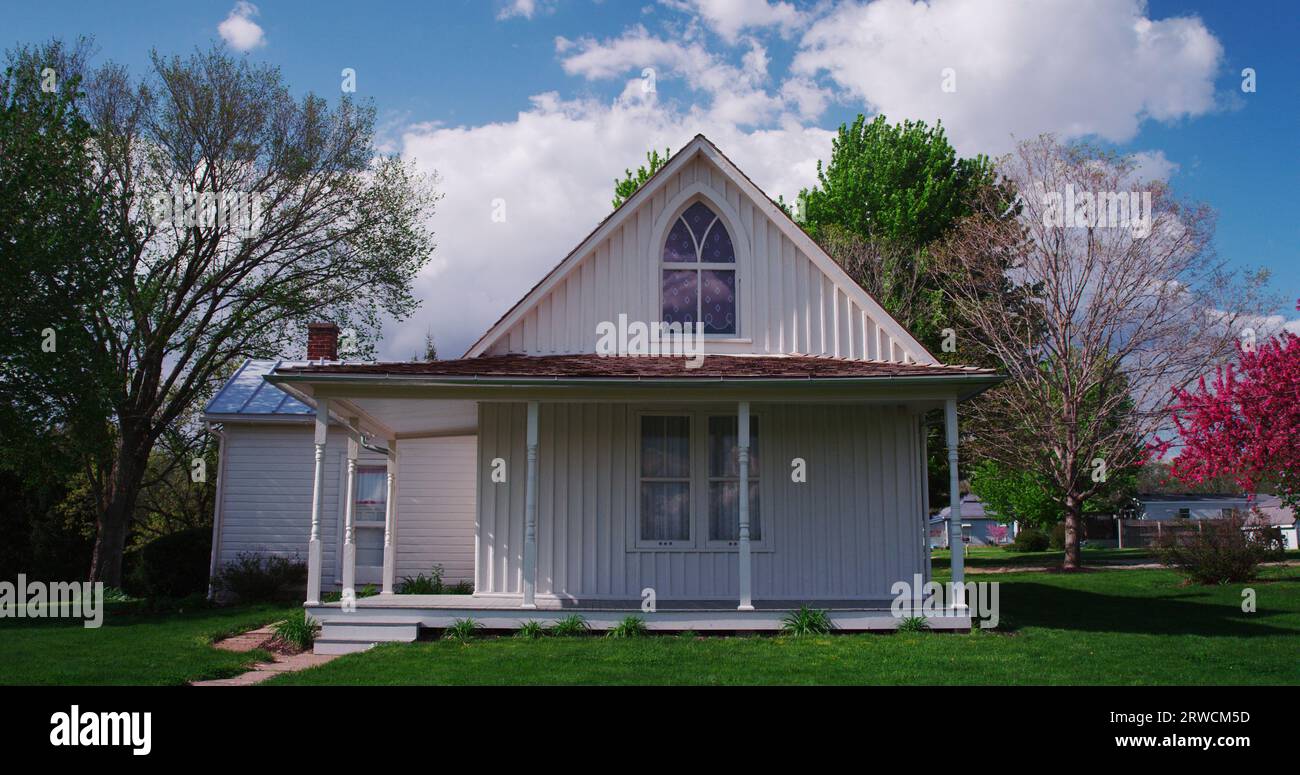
264;354;997;655
306;595;974;654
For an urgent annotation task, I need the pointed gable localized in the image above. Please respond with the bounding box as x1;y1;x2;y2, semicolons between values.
465;136;937;366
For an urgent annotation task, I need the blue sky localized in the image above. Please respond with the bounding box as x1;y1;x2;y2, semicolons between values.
6;0;1298;358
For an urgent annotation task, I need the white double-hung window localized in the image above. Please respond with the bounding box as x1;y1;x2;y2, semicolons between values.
636;411;762;550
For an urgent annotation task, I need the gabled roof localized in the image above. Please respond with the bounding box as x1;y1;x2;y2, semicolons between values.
463;134;940;366
204;359;314;419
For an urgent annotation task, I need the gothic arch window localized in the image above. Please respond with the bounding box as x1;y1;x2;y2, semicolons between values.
661;201;737;335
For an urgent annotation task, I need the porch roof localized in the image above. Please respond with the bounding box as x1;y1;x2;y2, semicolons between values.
275;353;998;381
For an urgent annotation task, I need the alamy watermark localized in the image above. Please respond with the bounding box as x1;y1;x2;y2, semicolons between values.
891;574;1000;629
596;313;705;368
0;575;104;628
1036;182;1152;238
148;185;266;238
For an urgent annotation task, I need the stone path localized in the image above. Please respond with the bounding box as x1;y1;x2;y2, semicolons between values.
192;624;338;686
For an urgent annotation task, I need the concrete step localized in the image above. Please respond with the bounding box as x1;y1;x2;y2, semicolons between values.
314;639;378;656
318;621;419;642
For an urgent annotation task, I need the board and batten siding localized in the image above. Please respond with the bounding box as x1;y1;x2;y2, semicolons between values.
214;424;477;587
483;153;916;363
476;402;928;601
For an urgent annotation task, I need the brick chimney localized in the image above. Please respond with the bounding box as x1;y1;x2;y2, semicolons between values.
306;322;340;361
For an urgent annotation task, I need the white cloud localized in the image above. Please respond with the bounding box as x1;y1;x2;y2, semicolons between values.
218;2;266;52
792;0;1222;155
386;94;832;359
498;0;554;21
1126;150;1179;184
664;0;806;43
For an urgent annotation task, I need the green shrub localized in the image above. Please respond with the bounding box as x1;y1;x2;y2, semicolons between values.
127;527;212;599
398;565;444;594
1157;514;1282;584
446;580;474;595
607;615;648;638
781;605;832;636
548;614;590;636
1009;527;1050;553
678;630;698;639
273;610;320;651
321;584;380;604
515;620;545;639
442;618;480;642
214;553;307;602
1049;522;1067;550
896;615;930;632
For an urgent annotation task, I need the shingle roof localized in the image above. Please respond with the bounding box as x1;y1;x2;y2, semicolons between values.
274;353;998;380
205;359;314;417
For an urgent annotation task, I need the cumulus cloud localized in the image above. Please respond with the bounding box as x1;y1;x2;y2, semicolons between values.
218;2;265;52
663;0;807;43
497;0;554;21
792;0;1222;155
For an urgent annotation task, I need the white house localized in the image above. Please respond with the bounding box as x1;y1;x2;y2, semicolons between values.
204;135;1002;653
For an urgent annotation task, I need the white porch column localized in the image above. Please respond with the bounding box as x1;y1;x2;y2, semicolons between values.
341;420;359;598
944;398;966;609
522;401;539;609
306;398;330;605
381;441;398;595
737;401;754;611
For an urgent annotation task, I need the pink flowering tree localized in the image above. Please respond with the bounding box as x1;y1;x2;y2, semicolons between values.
986;525;1009;545
1163;333;1300;509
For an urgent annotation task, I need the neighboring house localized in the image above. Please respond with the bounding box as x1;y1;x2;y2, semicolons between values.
204;135;1002;653
1137;493;1252;521
1247;495;1299;551
928;495;1014;549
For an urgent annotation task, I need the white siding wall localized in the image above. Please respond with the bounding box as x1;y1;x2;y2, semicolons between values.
215;424;477;587
484;155;919;363
476;402;928;601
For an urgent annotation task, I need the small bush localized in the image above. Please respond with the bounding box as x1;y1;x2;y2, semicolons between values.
446;580;474;595
548;614;590;636
1157;514;1282;584
896;615;930;633
273;610;320;651
781;605;833;636
321;584;380;604
607;615;648;638
127;527;212;599
515;620;545;639
1049;522;1067;550
678;630;698;639
398;565;444;594
442;618;480;642
215;553;306;602
1009;527;1050;553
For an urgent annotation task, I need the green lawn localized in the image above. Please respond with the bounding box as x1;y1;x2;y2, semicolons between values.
268;566;1300;686
0;601;297;685
929;546;1156;570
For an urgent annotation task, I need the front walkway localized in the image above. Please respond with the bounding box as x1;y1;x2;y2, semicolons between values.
192;624;338;686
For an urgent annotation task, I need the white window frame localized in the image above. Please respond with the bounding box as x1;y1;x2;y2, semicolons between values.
632;408;770;552
659;200;740;339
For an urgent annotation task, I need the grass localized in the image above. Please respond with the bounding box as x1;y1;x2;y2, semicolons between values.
0;601;298;685
929;546;1156;570
267;566;1300;686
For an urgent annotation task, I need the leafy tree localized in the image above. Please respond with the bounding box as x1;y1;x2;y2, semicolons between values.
800;115;994;249
2;43;441;585
612;148;670;209
1163;334;1300;510
971;458;1137;532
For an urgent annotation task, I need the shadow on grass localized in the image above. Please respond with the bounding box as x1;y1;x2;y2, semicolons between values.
996;581;1288;637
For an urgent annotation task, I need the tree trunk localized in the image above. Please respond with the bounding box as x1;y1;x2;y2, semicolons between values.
1062;494;1083;570
89;427;152;586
